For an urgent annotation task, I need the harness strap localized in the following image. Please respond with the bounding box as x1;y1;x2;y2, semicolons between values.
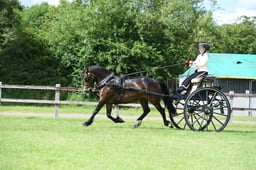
115;76;125;102
97;72;115;89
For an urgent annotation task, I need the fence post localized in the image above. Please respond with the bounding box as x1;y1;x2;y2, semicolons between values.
228;91;234;124
0;82;2;106
54;84;61;117
246;90;252;117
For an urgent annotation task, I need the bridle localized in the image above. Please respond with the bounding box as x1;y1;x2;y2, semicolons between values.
83;69;115;90
83;70;97;91
83;72;96;82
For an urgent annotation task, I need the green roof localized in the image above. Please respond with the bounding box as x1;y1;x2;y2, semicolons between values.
180;53;256;80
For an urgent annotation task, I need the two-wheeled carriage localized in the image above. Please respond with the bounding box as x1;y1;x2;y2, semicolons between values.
170;75;231;132
82;65;231;132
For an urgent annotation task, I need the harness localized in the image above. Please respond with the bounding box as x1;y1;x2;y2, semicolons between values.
96;73;126;102
97;72;116;89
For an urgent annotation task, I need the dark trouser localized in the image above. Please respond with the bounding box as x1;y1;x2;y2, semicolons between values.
177;71;208;93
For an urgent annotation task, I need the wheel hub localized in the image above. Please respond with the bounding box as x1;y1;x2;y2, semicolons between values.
203;105;212;115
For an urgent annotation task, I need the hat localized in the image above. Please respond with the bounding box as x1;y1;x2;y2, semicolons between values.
197;42;210;51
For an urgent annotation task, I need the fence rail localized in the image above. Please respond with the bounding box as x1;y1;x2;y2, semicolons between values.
0;82;255;117
226;91;256;114
0;82;142;117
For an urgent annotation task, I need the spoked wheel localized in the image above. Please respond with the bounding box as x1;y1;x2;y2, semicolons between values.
184;87;231;132
171;99;189;130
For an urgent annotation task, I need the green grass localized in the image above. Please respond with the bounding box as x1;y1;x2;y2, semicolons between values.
1;105;255;121
0;115;256;170
0;104;161;116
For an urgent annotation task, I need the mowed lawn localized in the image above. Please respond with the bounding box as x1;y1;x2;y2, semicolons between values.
0;115;256;170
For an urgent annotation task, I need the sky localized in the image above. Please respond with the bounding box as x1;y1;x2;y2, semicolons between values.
211;0;256;24
19;0;256;25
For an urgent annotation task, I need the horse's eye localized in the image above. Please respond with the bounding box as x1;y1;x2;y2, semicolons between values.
83;73;92;82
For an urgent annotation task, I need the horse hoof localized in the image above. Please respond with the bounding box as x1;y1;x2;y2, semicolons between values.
116;117;125;123
134;120;142;128
83;121;92;126
168;123;173;128
166;121;173;128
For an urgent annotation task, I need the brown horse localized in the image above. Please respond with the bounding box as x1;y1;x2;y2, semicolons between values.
82;65;176;128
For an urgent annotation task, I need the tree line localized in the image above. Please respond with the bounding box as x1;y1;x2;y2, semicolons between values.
1;0;256;99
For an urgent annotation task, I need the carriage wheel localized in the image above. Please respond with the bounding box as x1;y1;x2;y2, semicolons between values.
170;99;189;130
184;87;231;132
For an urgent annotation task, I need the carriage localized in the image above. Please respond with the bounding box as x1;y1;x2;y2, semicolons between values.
171;75;231;132
82;65;231;132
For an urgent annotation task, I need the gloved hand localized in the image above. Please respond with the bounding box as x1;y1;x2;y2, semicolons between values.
185;60;193;65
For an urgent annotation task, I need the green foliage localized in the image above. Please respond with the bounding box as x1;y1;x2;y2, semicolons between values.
0;0;22;50
0;1;62;99
26;0;211;85
215;16;256;54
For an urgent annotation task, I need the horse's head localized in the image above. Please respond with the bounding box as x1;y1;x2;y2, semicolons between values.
83;67;97;91
82;65;113;91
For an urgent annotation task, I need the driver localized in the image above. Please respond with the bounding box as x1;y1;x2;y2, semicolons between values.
176;42;210;96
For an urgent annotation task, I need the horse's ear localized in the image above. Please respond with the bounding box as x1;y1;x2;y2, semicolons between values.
83;67;88;73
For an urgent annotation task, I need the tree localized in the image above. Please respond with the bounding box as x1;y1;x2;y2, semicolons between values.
0;0;22;52
1;2;62;85
215;16;256;54
1;0;219;89
34;0;214;86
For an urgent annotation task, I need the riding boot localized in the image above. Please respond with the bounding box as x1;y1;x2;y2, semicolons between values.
173;87;187;99
176;87;186;95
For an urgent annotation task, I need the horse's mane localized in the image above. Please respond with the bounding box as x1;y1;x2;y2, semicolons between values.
88;65;113;74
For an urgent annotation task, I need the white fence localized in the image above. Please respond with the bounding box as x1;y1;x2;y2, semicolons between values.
227;91;256;117
0;82;142;117
0;82;255;117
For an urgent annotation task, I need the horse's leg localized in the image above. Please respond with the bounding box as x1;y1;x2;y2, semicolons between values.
106;104;125;123
152;101;172;127
134;99;150;128
114;104;119;118
83;101;105;126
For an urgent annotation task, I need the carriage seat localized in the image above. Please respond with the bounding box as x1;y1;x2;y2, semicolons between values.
190;77;203;94
189;74;216;94
191;77;203;84
191;74;216;84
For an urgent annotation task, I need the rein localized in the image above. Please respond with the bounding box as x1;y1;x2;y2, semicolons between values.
84;62;185;94
124;62;185;76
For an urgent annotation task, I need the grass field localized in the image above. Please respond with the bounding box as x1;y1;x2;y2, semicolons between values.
0;107;256;170
0;104;146;115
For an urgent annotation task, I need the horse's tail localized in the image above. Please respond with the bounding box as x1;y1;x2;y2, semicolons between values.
159;81;176;116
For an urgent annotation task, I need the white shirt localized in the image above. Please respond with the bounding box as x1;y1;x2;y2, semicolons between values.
191;52;209;72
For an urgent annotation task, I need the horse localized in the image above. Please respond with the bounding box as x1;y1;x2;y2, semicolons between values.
82;65;176;128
